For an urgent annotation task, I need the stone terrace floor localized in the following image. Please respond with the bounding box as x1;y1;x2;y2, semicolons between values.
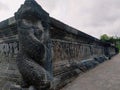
61;54;120;90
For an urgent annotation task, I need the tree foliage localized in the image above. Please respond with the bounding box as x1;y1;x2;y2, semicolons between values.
100;34;110;42
100;34;120;51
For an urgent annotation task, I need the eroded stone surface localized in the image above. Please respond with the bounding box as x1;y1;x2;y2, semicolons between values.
0;0;118;90
15;0;53;89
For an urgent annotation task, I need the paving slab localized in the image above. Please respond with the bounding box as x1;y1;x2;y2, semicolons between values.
61;54;120;90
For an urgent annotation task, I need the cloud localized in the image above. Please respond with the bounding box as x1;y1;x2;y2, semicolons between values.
0;2;8;10
85;0;120;38
38;0;120;38
0;0;24;22
0;0;120;38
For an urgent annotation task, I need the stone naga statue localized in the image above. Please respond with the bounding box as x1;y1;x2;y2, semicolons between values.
15;0;53;89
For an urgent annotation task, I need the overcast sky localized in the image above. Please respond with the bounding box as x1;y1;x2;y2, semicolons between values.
0;0;120;38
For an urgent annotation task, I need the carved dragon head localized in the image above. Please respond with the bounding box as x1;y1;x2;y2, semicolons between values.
15;0;50;43
15;0;50;30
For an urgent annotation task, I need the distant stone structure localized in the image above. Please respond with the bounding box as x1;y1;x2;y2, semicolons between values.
0;0;118;90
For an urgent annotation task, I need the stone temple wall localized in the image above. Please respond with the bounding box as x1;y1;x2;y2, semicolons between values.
0;1;118;89
0;41;21;88
49;18;118;88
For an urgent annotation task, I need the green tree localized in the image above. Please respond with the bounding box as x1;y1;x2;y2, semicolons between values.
100;34;110;42
100;34;120;52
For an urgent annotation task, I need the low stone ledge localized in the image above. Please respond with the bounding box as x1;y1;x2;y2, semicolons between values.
51;55;109;90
